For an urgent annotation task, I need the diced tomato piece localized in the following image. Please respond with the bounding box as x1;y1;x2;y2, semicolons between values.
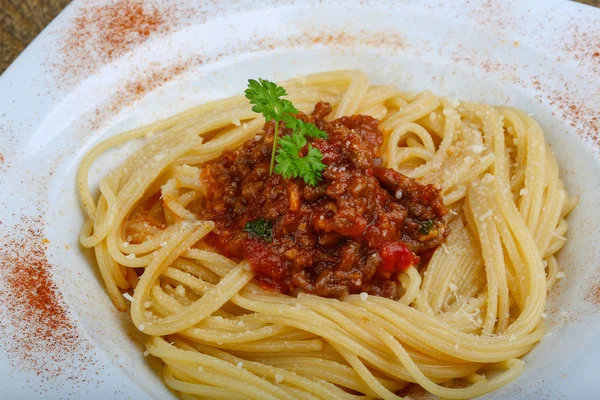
242;239;288;282
379;242;419;277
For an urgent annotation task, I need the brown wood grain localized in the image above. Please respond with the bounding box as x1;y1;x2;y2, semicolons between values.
0;0;598;75
0;0;72;73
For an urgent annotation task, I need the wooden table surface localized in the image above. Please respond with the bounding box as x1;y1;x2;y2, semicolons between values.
0;0;599;74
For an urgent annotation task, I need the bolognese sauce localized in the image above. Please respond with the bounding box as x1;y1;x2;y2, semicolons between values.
200;102;448;299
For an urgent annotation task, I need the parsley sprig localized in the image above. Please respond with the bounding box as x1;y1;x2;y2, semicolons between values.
282;116;328;139
275;130;327;186
244;78;327;185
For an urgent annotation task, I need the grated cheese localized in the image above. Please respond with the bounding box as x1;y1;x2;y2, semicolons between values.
482;173;494;182
458;304;481;327
360;292;369;301
237;361;244;369
275;374;284;383
520;188;529;196
138;324;146;331
470;144;485;154
125;254;136;260
122;293;135;303
478;210;493;221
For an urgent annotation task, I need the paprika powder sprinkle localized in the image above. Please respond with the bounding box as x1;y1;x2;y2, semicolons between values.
52;0;175;88
0;215;91;385
586;282;600;305
88;57;203;130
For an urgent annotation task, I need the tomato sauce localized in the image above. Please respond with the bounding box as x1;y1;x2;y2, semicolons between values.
199;102;448;299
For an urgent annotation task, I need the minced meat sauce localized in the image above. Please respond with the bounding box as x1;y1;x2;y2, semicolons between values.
200;102;448;299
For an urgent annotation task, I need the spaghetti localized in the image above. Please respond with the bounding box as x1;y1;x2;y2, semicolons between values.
78;70;576;399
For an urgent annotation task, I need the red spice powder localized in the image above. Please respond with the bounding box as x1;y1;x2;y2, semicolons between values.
51;0;180;89
466;0;519;35
563;24;600;75
0;215;90;384
89;57;202;130
67;0;164;60
121;60;197;102
536;80;600;149
249;28;406;53
305;30;406;50
585;282;600;305
547;19;600;150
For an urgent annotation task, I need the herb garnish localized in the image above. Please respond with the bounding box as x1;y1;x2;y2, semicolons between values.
418;219;436;236
244;78;327;185
275;131;327;186
243;218;273;241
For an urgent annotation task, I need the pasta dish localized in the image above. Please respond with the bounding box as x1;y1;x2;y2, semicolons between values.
78;70;576;399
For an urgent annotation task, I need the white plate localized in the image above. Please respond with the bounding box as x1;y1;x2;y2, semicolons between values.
1;0;599;398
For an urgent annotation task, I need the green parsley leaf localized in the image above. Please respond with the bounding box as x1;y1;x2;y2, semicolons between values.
243;218;273;241
418;219;435;235
283;116;328;139
245;78;300;176
275;132;326;186
244;79;298;122
245;77;328;185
